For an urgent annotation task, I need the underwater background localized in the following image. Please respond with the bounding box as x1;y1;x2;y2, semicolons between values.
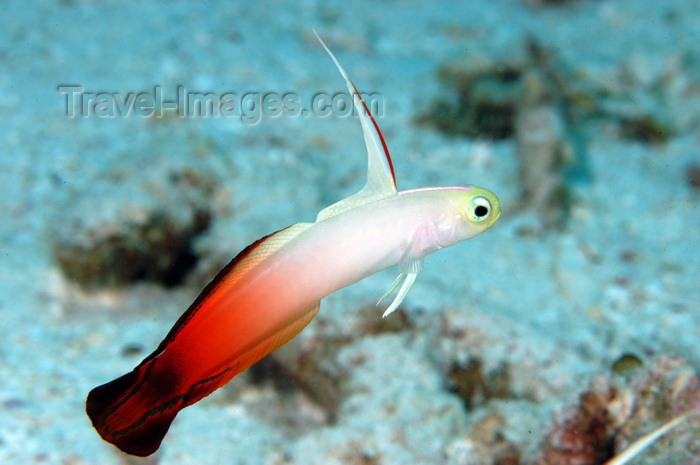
1;0;698;463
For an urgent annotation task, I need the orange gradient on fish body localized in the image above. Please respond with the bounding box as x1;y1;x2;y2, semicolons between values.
86;32;500;457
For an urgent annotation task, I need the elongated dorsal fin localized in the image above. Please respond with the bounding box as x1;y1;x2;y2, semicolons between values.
314;31;397;222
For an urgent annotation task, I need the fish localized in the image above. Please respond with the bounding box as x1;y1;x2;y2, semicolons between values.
85;32;501;457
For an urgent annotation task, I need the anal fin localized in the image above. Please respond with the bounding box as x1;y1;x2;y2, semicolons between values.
182;300;321;409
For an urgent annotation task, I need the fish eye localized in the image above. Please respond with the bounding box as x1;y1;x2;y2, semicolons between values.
468;196;491;222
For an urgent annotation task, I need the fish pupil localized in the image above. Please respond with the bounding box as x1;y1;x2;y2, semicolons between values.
474;205;488;218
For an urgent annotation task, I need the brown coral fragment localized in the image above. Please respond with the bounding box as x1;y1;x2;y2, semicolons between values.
448;358;513;410
533;379;627;465
243;353;335;434
472;413;522;465
246;324;349;426
51;167;216;290
613;356;700;464
416;57;524;139
515;70;573;229
618;114;673;144
54;207;211;289
534;357;700;465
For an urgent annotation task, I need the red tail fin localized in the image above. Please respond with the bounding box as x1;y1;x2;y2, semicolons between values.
86;360;184;457
86;225;322;456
